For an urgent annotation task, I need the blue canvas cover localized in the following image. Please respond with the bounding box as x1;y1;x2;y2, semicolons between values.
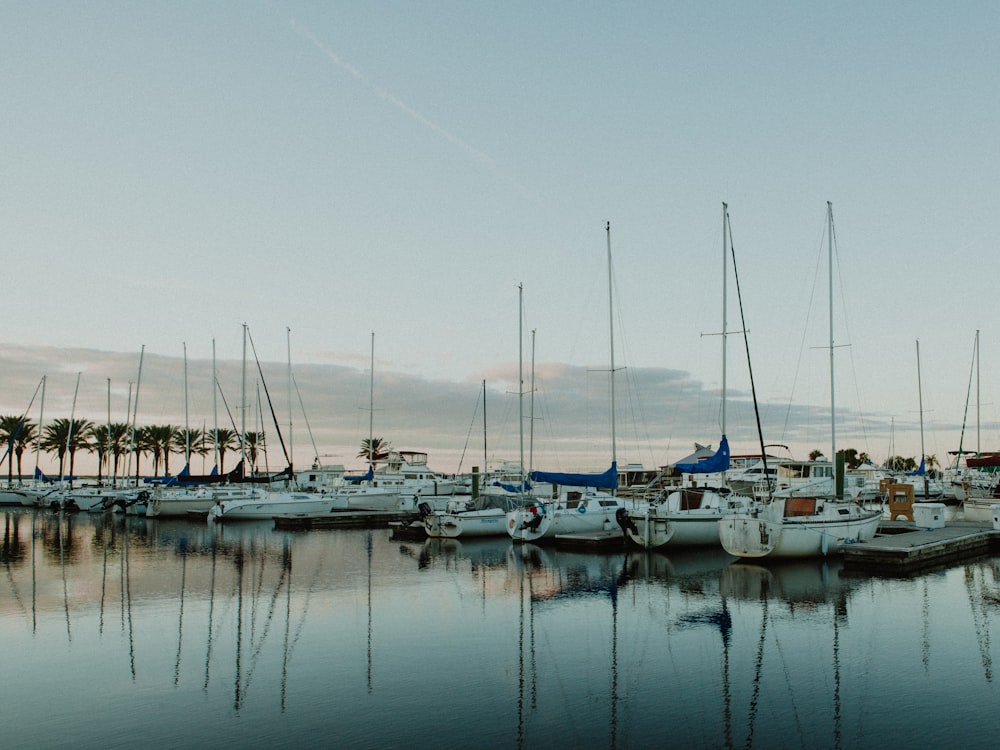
345;466;375;483
907;457;926;476
675;435;731;474
530;462;618;490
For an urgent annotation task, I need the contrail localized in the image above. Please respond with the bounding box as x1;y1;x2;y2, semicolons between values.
289;18;496;169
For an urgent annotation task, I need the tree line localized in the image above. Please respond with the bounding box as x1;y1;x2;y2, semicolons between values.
0;414;267;485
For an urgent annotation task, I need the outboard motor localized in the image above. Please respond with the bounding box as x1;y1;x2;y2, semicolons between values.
615;507;638;535
417;501;432;518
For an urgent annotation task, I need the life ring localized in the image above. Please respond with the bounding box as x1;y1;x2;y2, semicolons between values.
577;503;587;514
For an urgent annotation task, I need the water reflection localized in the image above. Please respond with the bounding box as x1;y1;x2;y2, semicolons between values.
3;508;1000;749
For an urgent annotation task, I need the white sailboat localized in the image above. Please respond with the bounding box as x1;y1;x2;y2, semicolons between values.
626;203;752;549
506;223;626;543
718;203;881;558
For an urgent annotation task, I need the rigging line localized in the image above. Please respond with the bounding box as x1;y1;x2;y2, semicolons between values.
456;382;484;475
728;214;773;498
246;329;291;468
778;213;826;446
291;374;320;465
956;334;978;467
769;611;806;748
0;376;44;470
830;217;874;458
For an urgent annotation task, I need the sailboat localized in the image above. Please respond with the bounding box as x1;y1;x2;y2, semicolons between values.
718;203;881;558
506;223;626;543
626;203;753;549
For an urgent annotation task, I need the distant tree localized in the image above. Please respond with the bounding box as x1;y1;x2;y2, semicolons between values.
140;424;178;476
105;422;130;480
842;448;860;470
858;452;871;466
925;454;940;479
885;455;918;472
358;437;391;464
41;418;93;481
89;424;113;483
172;428;208;471
212;428;242;473
0;415;29;484
808;448;824;461
243;431;266;473
12;421;37;485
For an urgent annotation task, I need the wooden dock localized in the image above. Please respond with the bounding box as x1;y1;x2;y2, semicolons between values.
843;520;1000;573
273;510;419;530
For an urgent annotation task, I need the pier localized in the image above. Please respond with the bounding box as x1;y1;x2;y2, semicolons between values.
843;519;1000;574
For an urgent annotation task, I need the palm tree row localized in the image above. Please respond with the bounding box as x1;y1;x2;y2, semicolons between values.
0;414;268;485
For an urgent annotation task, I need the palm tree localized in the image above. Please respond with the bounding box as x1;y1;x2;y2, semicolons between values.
243;431;266;474
12;421;37;485
212;428;242;474
0;415;35;484
139;424;177;477
89;424;113;484
172;428;208;472
358;437;391;464
40;417;94;481
106;422;130;480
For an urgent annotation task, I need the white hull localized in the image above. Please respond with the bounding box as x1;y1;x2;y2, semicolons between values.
506;492;625;543
962;498;999;524
718;497;881;558
425;508;508;538
146;487;262;517
625;488;752;549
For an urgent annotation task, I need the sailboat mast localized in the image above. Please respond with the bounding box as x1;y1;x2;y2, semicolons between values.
518;283;525;491
64;372;81;487
369;331;375;467
240;325;247;472
212;338;219;472
976;329;981;456
530;328;537;477
721;202;728;434
106;378;113;485
606;222;617;473
287;327;293;475
827;202;836;465
33;375;45;480
183;342;190;466
916;339;925;461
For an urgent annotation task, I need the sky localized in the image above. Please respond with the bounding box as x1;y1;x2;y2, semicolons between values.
2;2;998;476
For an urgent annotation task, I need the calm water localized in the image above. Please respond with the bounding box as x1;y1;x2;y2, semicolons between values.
3;507;1000;749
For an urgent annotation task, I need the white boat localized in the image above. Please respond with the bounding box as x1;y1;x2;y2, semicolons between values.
506;482;626;543
146;484;262;517
718;203;882;559
424;493;530;538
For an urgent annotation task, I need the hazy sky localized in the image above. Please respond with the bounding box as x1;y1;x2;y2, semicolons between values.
2;3;998;475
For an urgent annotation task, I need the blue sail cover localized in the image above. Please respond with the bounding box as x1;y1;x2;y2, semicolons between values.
494;480;531;493
345;466;374;483
907;457;926;476
530;462;618;490
675;435;731;474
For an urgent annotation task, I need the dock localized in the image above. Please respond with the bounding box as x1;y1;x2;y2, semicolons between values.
843;519;1000;573
273;510;420;530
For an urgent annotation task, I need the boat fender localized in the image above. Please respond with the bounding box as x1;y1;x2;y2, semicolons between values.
508;517;516;530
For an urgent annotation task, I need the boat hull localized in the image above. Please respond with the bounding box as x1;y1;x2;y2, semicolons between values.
718;500;881;558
